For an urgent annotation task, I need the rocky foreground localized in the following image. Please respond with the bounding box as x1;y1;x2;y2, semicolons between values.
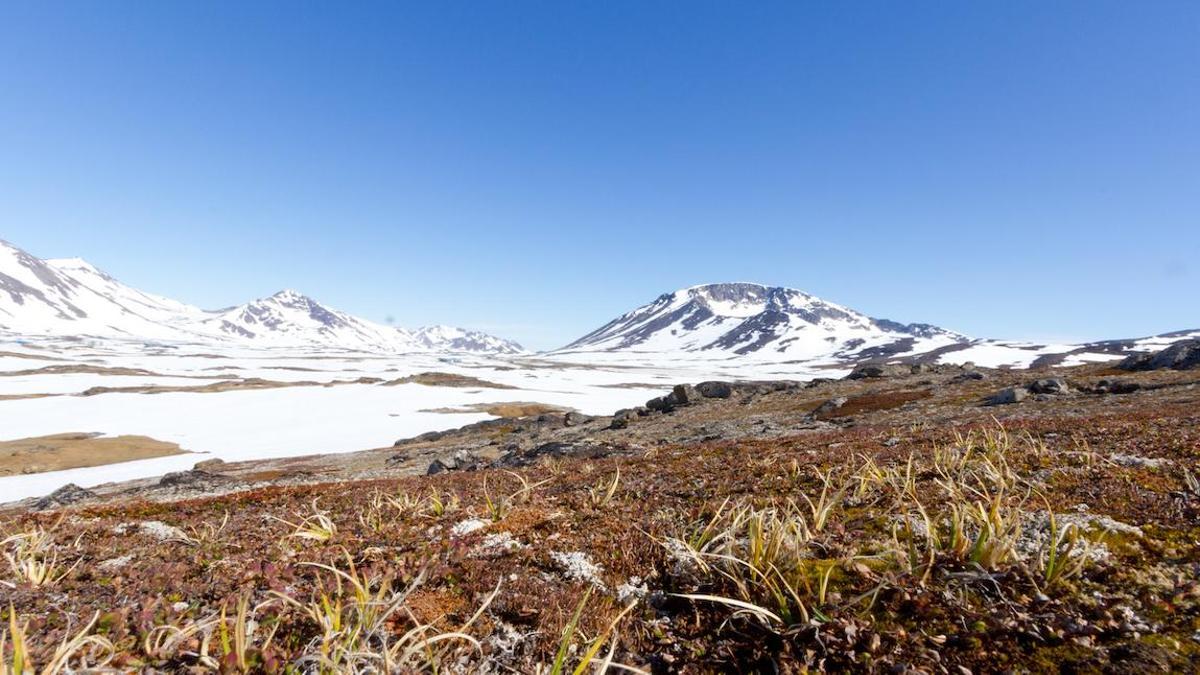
3;342;1200;673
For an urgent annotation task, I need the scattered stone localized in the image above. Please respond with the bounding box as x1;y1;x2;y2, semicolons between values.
563;411;594;427
847;363;911;380
158;469;227;488
426;450;476;475
33;483;97;510
813;397;848;417
496;441;617;468
1095;379;1141;394
1028;378;1070;395
666;383;700;406
695;381;733;398
952;370;987;383
192;458;227;471
696;421;737;441
610;408;639;429
645;396;673;412
985;387;1028;406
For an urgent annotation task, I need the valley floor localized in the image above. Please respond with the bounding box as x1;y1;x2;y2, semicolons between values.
2;359;1198;672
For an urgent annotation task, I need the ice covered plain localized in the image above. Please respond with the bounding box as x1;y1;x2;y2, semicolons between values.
2;239;1197;502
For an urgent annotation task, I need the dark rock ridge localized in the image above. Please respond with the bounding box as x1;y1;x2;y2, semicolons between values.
1120;340;1200;372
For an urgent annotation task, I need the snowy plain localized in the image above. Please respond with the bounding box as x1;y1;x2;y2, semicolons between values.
2;327;1183;503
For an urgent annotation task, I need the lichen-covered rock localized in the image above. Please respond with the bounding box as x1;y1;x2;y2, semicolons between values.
986;386;1028;405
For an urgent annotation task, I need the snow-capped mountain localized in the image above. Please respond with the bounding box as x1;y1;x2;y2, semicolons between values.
411;325;525;355
201;289;426;352
0;239;523;354
558;283;967;361
554;282;1199;369
0;242;210;340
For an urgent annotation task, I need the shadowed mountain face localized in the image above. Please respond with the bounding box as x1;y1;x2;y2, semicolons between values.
0;240;524;354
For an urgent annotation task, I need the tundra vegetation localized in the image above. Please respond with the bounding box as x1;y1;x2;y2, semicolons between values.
2;363;1199;673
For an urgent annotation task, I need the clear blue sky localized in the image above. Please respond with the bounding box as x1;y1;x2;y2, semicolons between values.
1;2;1196;350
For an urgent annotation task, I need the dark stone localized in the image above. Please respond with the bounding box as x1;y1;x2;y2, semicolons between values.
667;384;700;406
1147;339;1200;370
496;441;618;468
1096;378;1141;394
985;387;1028;406
1119;339;1200;371
812;397;848;417
952;370;986;383
695;381;734;399
400;429;449;445
847;363;910;380
1028;378;1070;395
563;411;594;427
645;396;673;412
610;408;638;430
426;450;476;474
158;470;227;487
34;483;97;510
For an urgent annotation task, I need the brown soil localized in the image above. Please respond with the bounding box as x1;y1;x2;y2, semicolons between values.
382;371;516;389
0;433;186;476
421;401;570;417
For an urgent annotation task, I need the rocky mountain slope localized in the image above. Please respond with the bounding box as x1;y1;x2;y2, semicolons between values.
0;239;524;354
554;282;1200;369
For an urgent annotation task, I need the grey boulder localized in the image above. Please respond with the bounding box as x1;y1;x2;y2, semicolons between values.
985;387;1028;406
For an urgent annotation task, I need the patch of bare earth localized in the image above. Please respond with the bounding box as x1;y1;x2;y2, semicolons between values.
381;371;516;389
421;401;570;417
0;433;186;476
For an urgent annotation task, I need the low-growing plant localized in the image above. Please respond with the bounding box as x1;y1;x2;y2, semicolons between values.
482;478;512;522
426;489;460;517
1037;507;1093;591
3;608;115;674
273;553;499;672
543;589;641;675
2;528;76;588
801;468;849;532
588;467;621;508
271;500;338;543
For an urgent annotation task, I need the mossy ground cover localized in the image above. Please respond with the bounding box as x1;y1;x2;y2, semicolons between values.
2;368;1199;673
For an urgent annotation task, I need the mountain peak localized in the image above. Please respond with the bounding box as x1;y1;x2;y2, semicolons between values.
557;282;961;358
267;288;310;304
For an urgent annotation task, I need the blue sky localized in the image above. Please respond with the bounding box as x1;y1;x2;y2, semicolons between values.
1;2;1196;350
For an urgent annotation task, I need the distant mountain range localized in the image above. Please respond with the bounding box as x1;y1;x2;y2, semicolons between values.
3;239;1196;367
0;239;524;354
